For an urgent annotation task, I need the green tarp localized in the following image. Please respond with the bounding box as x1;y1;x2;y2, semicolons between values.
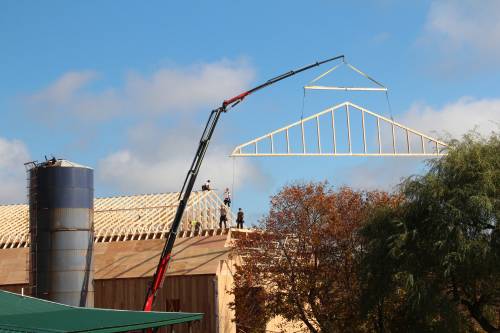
0;290;202;332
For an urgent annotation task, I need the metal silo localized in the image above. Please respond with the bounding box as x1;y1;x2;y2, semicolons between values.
28;158;94;307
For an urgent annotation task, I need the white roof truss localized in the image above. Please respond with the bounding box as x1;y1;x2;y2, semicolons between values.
231;101;448;157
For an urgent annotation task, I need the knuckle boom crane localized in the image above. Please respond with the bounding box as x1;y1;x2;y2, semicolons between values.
143;55;345;312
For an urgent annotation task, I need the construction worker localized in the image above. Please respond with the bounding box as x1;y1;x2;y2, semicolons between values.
223;188;231;207
202;180;211;191
191;220;201;233
219;204;228;229
236;208;244;229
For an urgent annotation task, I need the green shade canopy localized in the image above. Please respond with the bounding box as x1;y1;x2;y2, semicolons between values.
0;290;202;332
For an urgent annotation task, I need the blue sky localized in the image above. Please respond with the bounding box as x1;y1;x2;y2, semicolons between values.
1;0;499;224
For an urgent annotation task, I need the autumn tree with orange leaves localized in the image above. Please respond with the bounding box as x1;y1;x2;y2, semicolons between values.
230;182;401;333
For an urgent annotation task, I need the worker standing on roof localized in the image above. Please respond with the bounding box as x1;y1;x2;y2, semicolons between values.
219;204;228;229
223;188;231;207
236;208;244;229
202;180;211;191
191;219;202;233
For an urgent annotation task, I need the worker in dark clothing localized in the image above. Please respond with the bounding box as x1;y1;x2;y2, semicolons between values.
236;208;244;229
219;204;228;229
191;220;202;234
223;188;231;207
202;180;211;191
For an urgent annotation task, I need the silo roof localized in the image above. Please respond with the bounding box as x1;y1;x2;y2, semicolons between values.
29;159;92;169
52;159;92;169
0;289;202;332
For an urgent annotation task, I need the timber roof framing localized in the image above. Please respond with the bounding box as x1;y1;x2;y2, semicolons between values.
0;191;233;250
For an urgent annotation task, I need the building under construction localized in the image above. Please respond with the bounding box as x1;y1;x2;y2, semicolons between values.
0;58;451;333
0;184;240;333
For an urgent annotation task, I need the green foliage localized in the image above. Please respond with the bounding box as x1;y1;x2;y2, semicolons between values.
361;131;500;332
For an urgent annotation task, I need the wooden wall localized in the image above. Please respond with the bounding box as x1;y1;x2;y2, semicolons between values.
94;275;218;333
217;260;236;333
0;284;27;294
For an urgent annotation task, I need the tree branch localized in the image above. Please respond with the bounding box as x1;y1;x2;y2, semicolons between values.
280;240;319;333
461;298;499;333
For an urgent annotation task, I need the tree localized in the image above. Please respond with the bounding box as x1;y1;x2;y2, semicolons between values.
231;183;399;333
361;132;500;332
231;276;269;333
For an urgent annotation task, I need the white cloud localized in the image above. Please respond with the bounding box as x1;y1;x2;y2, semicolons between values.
26;70;122;123
124;59;255;114
0;138;30;204
420;0;500;72
337;159;421;192
24;59;254;121
97;124;267;195
401;97;500;139
30;71;97;104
